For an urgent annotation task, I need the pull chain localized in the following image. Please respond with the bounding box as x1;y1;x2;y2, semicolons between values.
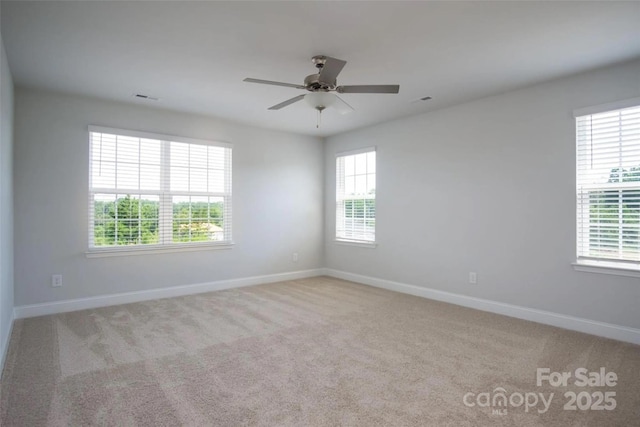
316;106;326;129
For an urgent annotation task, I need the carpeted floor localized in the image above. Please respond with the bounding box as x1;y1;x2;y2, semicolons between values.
1;276;638;426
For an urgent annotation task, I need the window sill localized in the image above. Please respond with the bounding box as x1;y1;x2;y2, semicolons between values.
334;239;377;249
572;260;640;278
86;242;234;258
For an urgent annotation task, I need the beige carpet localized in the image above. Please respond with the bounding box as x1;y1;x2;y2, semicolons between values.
1;276;638;426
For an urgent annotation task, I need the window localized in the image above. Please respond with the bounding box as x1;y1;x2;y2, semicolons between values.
88;126;232;252
576;100;640;270
336;148;376;243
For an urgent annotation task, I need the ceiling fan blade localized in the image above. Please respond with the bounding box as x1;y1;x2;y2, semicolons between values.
318;56;347;84
333;95;354;115
268;94;306;110
244;78;305;89
337;85;400;94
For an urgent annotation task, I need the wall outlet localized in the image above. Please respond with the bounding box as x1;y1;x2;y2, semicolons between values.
292;252;299;263
51;274;63;287
469;272;477;284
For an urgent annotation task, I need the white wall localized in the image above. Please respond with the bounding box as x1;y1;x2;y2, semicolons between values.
0;35;15;364
325;59;640;330
13;88;324;306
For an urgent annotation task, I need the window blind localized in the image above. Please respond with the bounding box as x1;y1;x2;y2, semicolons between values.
88;126;232;250
576;104;640;266
336;148;376;243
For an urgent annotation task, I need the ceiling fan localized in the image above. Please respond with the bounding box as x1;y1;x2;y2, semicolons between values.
244;55;400;116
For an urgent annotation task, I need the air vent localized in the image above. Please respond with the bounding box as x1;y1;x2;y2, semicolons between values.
411;96;433;104
133;94;159;101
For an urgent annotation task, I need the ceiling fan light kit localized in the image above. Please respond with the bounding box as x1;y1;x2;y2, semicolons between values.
305;92;337;128
244;55;400;127
304;91;336;110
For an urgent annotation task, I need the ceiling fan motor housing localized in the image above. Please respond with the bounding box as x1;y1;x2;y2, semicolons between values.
304;74;336;92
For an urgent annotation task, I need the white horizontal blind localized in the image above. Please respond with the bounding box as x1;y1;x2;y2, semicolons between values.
336;149;376;242
89;127;232;249
576;104;640;266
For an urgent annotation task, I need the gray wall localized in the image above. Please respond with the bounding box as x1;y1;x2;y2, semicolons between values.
0;36;14;361
13;88;324;306
325;59;640;330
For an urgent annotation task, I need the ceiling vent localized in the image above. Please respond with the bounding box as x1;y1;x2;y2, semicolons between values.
133;94;159;101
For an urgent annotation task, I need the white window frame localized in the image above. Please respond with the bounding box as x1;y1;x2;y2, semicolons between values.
335;147;376;246
87;126;232;257
574;98;640;277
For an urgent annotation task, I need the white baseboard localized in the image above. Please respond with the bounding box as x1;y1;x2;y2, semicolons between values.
324;269;640;346
0;312;14;375
12;267;640;346
13;269;324;319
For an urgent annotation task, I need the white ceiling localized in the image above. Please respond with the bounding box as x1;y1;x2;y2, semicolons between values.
2;1;640;137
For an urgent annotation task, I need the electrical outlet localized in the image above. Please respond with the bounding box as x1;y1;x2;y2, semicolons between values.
292;252;299;263
52;274;63;287
469;272;477;284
